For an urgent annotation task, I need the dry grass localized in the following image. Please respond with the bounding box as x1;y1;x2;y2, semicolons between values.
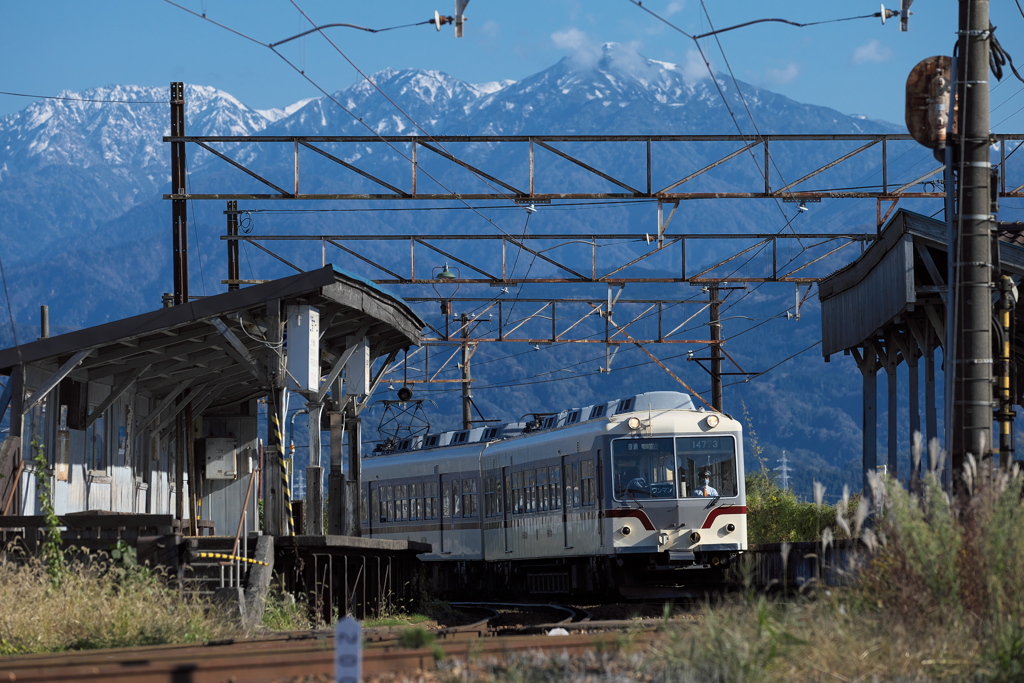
0;555;242;654
417;466;1024;682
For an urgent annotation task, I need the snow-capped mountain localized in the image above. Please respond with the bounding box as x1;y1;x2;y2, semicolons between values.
270;43;892;138
0;84;300;263
0;44;919;495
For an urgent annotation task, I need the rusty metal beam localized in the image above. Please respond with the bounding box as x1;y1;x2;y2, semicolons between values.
164;134;1024;205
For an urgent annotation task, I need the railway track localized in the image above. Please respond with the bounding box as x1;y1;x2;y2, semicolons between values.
0;603;669;682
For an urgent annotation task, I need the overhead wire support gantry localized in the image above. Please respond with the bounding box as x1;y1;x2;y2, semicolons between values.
163;133;1024;208
161;86;1024;409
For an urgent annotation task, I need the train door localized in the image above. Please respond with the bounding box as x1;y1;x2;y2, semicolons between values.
502;466;512;553
595;449;605;548
561;455;571;549
366;482;377;536
440;472;460;554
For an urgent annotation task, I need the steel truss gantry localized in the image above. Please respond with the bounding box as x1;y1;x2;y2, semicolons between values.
163;121;1024;405
164;133;1024;213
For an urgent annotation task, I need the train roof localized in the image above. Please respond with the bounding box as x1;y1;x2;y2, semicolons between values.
370;391;699;457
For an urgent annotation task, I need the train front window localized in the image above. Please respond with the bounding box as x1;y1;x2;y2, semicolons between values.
676;436;738;498
612;437;676;500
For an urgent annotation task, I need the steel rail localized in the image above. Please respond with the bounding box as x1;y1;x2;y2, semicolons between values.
0;631;658;682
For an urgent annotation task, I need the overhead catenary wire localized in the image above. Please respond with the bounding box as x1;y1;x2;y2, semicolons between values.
283;0;552;327
0;90;164;105
160;0;895;406
162;0;543;284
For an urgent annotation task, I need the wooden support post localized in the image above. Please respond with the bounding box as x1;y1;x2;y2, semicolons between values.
305;401;324;535
328;408;345;536
853;346;879;501
908;353;921;479
345;408;362;536
886;344;899;481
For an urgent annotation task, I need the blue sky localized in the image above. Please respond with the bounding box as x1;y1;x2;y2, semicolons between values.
2;1;1023;130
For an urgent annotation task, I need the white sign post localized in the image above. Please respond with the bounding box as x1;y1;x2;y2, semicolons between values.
334;616;362;682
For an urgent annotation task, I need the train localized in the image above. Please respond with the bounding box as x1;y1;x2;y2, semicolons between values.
361;391;747;598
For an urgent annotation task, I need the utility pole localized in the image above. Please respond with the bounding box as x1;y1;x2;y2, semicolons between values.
460;313;472;430
709;284;723;412
226;200;239;291
951;0;994;481
169;82;188;306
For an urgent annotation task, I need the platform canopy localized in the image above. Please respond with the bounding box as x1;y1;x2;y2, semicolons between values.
819;209;1024;382
0;265;423;410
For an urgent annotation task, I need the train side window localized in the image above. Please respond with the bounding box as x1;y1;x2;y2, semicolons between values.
452;479;462;517
571;462;581;507
462;478;478;518
373;488;382;523
537;469;549;511
504;472;512;515
581;460;595;506
512;471;524;514
442;481;452;518
396;484;408;521
484;476;495;518
384;485;395;522
526;470;536;513
410;483;422;520
549;466;561;509
425;481;438;520
496;474;503;515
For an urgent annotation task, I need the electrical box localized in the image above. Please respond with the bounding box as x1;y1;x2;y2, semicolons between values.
205;437;238;480
286;304;320;394
345;336;371;396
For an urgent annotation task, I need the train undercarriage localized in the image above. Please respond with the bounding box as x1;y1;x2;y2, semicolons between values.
425;550;739;601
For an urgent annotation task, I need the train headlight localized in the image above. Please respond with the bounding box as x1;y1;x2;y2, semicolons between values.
621;525;632;536
726;523;736;533
689;531;701;544
705;414;720;428
626;416;642;430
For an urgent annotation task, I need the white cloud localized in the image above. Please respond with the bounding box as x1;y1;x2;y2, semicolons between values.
666;1;685;16
851;39;893;65
551;27;602;68
478;19;500;39
552;27;590;51
681;49;711;83
764;63;799;85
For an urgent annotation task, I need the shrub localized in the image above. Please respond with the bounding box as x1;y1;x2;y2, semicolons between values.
745;467;858;543
0;556;239;653
856;463;1024;677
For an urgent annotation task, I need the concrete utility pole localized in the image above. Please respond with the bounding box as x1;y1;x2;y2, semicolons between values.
709;284;723;412
460;313;473;430
169;82;188;306
951;0;994;481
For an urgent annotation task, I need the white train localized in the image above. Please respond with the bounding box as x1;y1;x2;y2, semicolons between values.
361;391;747;598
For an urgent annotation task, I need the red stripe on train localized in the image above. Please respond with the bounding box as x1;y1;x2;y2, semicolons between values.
701;505;747;529
604;508;656;530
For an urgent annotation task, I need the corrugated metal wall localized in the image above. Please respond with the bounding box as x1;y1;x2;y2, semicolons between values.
821;237;914;357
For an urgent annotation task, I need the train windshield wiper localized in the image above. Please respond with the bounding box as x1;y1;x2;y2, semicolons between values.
625;478;647;509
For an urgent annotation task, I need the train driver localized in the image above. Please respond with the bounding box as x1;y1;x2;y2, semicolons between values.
695;471;718;497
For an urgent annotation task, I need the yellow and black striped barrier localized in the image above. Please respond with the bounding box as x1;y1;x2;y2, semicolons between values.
196;552;269;566
269;409;294;536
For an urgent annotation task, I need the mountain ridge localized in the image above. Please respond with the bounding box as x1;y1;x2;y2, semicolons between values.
0;44;923;499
